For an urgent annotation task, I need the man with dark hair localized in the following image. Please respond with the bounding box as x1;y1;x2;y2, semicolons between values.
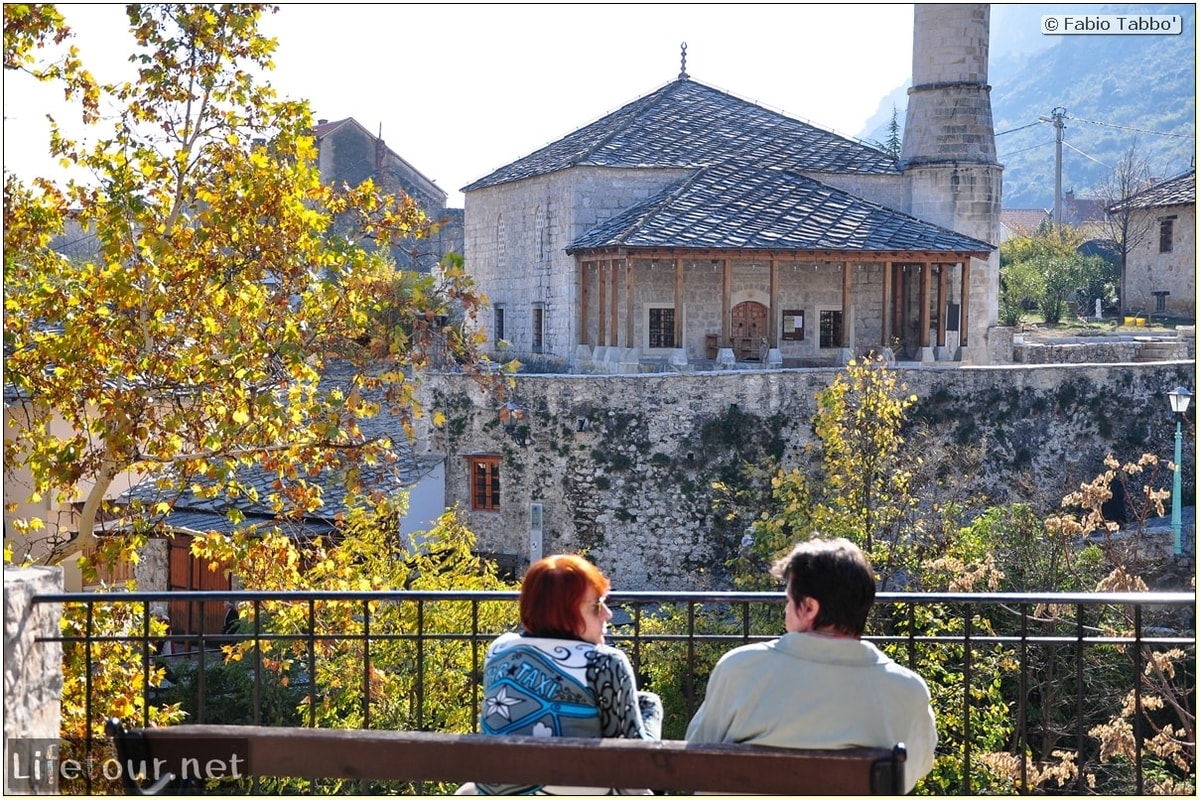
685;537;937;794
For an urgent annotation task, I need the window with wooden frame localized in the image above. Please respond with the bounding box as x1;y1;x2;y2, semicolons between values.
1159;216;1176;253
469;455;501;511
648;306;675;349
494;305;505;344
819;310;843;349
531;303;545;353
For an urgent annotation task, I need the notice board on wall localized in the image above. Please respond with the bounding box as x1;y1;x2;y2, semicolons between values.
782;309;804;341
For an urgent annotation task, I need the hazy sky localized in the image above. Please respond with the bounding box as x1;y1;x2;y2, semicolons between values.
5;4;919;205
3;4;1184;206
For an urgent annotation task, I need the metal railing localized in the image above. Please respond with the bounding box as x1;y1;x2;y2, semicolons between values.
35;589;1196;795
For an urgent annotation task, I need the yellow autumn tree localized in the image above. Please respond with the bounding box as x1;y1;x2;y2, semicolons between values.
181;504;518;794
3;4;503;567
728;355;920;587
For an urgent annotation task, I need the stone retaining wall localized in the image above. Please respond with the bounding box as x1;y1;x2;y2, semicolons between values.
1013;331;1192;364
421;360;1196;590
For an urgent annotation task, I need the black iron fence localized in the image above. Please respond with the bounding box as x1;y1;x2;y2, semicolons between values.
35;589;1195;795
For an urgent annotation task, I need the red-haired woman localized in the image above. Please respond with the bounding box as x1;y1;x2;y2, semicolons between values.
471;554;662;795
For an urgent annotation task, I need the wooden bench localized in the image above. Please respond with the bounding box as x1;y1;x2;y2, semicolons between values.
106;720;905;795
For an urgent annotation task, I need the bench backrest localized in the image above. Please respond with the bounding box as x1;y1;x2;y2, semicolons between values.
106;720;905;795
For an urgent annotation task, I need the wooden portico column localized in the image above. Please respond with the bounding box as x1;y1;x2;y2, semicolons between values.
610;258;619;348
919;262;931;348
959;260;971;347
841;261;851;348
936;263;948;349
768;258;779;345
579;259;590;347
625;256;634;348
673;257;684;347
597;260;607;347
892;264;905;347
882;260;893;348
721;259;732;345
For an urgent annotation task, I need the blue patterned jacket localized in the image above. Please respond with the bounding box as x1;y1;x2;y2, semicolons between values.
477;632;662;795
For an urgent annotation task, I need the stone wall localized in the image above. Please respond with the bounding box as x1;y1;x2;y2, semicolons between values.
1013;330;1194;364
315;119;451;273
1124;203;1196;317
4;567;62;794
133;537;169;591
464;168;692;362
420;360;1196;590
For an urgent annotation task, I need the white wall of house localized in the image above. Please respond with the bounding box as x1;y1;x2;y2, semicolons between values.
3;400;143;568
1124;204;1196;316
401;459;447;546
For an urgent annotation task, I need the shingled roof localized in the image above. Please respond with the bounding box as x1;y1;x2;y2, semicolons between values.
1109;169;1196;212
463;77;899;193
119;451;444;539
116;361;443;540
567;163;992;256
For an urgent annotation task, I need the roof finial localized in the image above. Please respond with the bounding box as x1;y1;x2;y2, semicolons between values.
679;42;689;81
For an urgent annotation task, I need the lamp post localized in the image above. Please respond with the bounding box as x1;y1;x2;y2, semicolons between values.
1168;386;1192;556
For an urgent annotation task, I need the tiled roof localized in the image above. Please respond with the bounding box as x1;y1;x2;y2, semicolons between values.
1110;169;1196;211
311;117;353;138
116;361;443;539
1063;196;1108;225
119;451;444;539
463;78;899;193
1001;208;1050;233
151;509;338;539
567;164;993;255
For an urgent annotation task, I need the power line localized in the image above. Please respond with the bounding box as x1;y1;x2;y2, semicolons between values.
1067;114;1195;140
1062;140;1111;170
997;115;1194;142
995;120;1045;137
999;140;1054;159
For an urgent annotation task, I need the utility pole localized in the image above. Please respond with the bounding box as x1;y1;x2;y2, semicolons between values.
1039;107;1067;224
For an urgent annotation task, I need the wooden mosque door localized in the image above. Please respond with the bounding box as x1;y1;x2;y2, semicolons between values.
731;301;767;360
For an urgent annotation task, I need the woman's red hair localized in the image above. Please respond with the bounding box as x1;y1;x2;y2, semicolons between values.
520;554;611;639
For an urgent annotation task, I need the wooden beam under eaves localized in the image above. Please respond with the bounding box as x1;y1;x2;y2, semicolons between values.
570;249;992;264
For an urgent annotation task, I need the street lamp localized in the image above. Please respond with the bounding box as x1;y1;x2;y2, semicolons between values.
1167;386;1192;556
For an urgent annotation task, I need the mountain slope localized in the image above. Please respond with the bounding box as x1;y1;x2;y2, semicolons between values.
860;3;1196;209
